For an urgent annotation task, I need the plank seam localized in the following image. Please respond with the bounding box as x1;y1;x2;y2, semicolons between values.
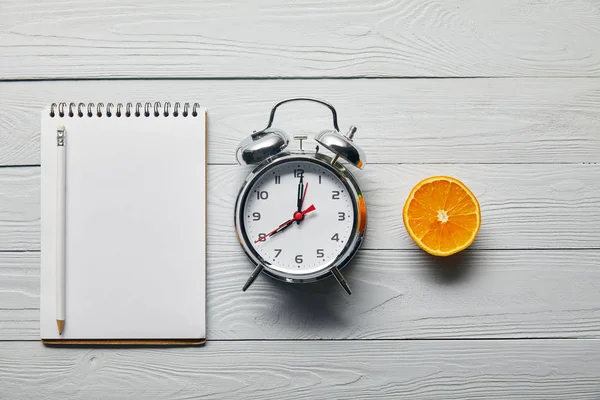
1;337;599;343
1;162;598;169
2;249;600;253
3;76;600;83
0;76;524;83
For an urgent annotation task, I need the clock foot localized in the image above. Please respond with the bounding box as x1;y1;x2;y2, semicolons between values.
331;267;352;295
243;265;264;291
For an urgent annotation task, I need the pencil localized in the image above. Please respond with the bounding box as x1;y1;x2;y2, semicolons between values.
56;126;66;335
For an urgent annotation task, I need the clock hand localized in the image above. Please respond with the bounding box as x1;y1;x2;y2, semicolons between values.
254;204;316;244
296;174;304;213
297;177;309;225
300;204;316;216
244;204;318;292
255;218;294;244
301;182;308;209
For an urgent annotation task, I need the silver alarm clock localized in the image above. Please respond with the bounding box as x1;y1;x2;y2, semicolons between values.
234;98;367;294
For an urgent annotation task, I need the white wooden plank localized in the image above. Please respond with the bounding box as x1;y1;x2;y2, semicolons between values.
2;250;600;340
0;309;38;340
1;164;598;252
2;79;600;166
0;252;38;309
0;168;39;251
1;340;600;399
1;0;600;79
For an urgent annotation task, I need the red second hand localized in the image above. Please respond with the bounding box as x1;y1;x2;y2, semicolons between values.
301;182;309;208
254;204;316;244
300;204;316;216
254;218;293;244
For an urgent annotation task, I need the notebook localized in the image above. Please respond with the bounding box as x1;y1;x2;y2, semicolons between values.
40;102;207;345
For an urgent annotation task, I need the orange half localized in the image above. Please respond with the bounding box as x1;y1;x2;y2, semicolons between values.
403;176;481;256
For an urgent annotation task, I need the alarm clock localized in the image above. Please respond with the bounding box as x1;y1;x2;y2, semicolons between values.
234;98;367;294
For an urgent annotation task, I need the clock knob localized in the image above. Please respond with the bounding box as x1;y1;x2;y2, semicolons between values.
236;129;290;165
315;126;366;169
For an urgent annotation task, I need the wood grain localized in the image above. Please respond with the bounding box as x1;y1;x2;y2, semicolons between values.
2;79;600;166
1;340;600;399
1;0;600;79
0;167;39;251
1;164;598;252
0;251;38;310
2;0;600;397
3;249;600;340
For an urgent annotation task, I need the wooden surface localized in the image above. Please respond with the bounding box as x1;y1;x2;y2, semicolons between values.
1;0;600;79
2;79;600;166
2;341;600;399
2;165;600;251
3;250;600;340
1;0;600;398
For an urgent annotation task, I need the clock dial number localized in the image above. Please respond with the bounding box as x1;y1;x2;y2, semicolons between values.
244;160;355;276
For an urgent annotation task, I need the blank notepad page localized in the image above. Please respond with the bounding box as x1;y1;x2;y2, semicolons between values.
40;107;206;341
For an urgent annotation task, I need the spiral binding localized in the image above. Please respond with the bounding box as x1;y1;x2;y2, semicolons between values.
49;102;202;118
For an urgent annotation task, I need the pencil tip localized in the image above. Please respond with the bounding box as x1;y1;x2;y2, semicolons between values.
57;320;64;335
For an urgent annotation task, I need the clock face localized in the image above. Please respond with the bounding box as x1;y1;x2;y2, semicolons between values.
240;158;357;277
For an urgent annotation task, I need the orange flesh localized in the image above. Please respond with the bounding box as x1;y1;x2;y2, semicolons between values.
403;177;480;256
